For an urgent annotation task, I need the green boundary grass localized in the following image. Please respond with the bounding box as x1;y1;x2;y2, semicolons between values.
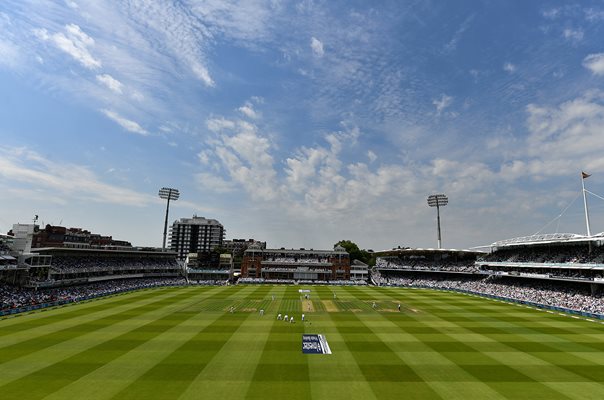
1;285;604;399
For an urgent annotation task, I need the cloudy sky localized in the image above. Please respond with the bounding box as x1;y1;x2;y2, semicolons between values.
2;1;604;251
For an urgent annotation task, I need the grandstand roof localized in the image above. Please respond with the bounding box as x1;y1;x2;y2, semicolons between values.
373;248;485;257
244;247;348;255
491;232;604;248
32;247;178;256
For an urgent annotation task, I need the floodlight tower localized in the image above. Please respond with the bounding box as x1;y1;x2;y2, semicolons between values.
159;187;180;252
427;194;448;249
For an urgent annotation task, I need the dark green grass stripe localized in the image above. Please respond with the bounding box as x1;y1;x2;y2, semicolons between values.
421;290;604;357
0;288;164;335
177;289;289;399
0;290;208;400
113;286;266;399
333;311;442;400
0;288;203;340
386;291;583;398
1;285;602;400
245;288;311;400
0;287;199;364
0;288;206;382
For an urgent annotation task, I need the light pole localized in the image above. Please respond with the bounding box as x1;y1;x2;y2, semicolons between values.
427;194;448;249
159;187;180;252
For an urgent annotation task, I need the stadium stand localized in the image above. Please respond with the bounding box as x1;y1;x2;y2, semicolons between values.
241;245;351;281
0;278;187;313
374;238;604;315
376;273;604;315
21;247;182;288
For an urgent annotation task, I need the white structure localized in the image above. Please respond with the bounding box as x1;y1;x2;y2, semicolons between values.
11;224;35;254
350;259;369;281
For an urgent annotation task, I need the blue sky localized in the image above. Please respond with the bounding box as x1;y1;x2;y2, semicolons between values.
2;0;604;250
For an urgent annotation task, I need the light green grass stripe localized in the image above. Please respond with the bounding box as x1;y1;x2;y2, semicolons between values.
324;292;441;399
0;287;161;331
339;288;504;400
177;288;287;399
112;285;267;399
41;287;235;400
428;291;604;366
0;288;199;366
244;285;312;400
544;382;604;400
409;290;599;399
307;312;378;400
0;287;210;386
0;287;194;349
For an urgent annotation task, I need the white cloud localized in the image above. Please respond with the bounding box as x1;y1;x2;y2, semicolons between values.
96;74;123;94
585;8;604;21
196;172;234;193
367;150;377;163
188;0;277;43
563;28;583;42
238;102;260;119
36;24;101;69
310;37;324;57
197;150;211;165
101;109;148;135
503;62;516;73
583;53;604;75
433;94;453;115
444;14;474;52
0;146;153;206
0;39;20;68
207;117;236;132
516;92;604;177
0;13;21;68
209;118;279;201
542;8;560;19
191;63;215;87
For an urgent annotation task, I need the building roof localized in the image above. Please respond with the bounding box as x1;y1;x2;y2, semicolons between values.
32;247;178;256
490;232;604;248
172;216;223;226
374;247;486;256
244;247;348;255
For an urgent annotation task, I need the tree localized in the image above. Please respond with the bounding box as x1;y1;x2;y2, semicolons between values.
212;246;229;255
335;240;372;265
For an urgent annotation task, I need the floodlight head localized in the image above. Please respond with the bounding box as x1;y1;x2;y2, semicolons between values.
427;194;448;207
159;187;180;201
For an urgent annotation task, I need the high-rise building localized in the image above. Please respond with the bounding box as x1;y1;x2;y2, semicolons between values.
169;215;225;260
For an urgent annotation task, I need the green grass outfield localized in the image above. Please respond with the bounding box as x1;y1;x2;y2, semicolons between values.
1;285;604;399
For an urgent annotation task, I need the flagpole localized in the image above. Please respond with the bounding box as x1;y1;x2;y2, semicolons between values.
581;172;592;237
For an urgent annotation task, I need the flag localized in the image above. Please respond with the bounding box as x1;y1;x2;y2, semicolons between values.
582;171;591;179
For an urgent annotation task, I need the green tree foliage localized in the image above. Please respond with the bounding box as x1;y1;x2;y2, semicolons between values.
212;246;229;255
335;240;374;266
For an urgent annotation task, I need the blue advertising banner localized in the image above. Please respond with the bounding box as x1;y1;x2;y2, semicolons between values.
302;334;332;354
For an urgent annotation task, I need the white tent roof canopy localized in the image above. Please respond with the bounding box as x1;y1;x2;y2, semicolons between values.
491;232;604;248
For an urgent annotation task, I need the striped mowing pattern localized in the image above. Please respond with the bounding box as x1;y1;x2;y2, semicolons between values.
1;285;604;399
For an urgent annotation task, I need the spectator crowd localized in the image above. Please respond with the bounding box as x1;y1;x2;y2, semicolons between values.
376;258;480;273
1;278;187;312
373;270;604;315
